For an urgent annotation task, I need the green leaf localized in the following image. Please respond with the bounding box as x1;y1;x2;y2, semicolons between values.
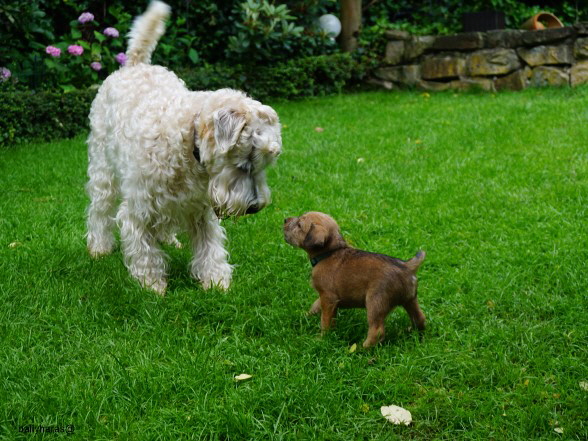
94;31;106;43
188;48;199;64
91;42;102;57
60;84;76;92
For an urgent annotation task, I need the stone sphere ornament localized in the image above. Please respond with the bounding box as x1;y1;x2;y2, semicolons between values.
319;14;341;38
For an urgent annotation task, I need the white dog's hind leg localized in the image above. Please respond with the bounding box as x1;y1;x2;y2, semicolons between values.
117;201;168;295
189;209;233;290
86;135;118;257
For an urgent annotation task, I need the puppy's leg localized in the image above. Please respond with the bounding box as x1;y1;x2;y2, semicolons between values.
364;293;388;348
308;298;321;315
404;297;426;331
117;201;167;295
319;295;337;332
188;208;232;290
86;134;118;257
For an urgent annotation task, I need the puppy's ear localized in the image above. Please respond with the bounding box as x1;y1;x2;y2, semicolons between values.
213;108;247;153
303;224;329;249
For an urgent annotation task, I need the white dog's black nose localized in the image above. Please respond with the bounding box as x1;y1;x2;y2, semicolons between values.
246;204;261;215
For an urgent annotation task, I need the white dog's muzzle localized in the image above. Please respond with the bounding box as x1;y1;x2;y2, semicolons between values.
194;145;268;218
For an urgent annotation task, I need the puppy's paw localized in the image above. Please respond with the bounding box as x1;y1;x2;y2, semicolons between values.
307;298;321;316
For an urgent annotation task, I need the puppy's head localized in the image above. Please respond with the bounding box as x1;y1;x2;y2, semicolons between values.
195;89;282;218
284;212;345;254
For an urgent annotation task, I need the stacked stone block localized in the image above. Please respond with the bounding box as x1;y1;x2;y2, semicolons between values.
373;24;588;91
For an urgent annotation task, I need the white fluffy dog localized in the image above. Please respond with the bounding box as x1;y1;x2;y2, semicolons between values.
85;1;282;294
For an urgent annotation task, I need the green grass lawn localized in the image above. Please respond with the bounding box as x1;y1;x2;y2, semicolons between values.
1;87;587;440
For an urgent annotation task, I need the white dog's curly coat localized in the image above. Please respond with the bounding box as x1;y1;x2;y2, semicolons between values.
86;1;281;294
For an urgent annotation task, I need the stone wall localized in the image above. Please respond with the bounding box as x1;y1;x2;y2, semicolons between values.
372;23;588;92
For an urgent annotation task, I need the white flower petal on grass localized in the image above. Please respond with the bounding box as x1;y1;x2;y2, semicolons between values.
554;427;564;434
234;373;252;381
9;241;22;249
381;405;412;425
579;381;588;391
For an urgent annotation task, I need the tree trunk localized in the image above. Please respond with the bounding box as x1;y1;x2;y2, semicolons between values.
340;0;362;52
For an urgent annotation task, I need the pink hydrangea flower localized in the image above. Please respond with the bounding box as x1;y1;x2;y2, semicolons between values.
46;46;61;57
90;62;102;71
0;67;11;81
78;12;94;24
114;52;127;66
103;27;119;38
68;45;84;56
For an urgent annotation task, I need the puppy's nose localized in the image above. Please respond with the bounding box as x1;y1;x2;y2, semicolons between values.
246;204;261;215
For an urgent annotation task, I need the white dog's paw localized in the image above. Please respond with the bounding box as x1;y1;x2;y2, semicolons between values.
159;233;183;249
139;277;167;296
87;236;115;258
198;264;232;291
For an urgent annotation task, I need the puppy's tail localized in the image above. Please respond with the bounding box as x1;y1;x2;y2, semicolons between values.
126;1;171;67
405;250;426;272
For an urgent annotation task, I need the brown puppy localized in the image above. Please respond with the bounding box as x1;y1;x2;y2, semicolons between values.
284;212;426;348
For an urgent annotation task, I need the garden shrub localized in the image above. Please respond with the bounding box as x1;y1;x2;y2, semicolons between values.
363;0;586;35
1;53;361;147
178;52;364;101
2;0;338;90
226;0;336;65
0;88;96;147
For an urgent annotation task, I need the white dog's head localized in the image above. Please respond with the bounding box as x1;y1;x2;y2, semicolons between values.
195;89;282;218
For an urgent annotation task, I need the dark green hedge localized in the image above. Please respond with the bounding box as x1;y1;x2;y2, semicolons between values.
1;53;363;147
178;53;365;101
0;89;96;147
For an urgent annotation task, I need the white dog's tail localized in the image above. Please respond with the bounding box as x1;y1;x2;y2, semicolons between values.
126;1;171;67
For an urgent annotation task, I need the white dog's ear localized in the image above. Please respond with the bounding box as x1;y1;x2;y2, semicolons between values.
213;108;247;153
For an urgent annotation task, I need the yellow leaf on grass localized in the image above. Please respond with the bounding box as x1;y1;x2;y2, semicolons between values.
349;343;357;353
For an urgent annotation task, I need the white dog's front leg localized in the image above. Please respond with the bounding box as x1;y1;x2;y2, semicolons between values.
189;209;232;290
117;202;168;295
